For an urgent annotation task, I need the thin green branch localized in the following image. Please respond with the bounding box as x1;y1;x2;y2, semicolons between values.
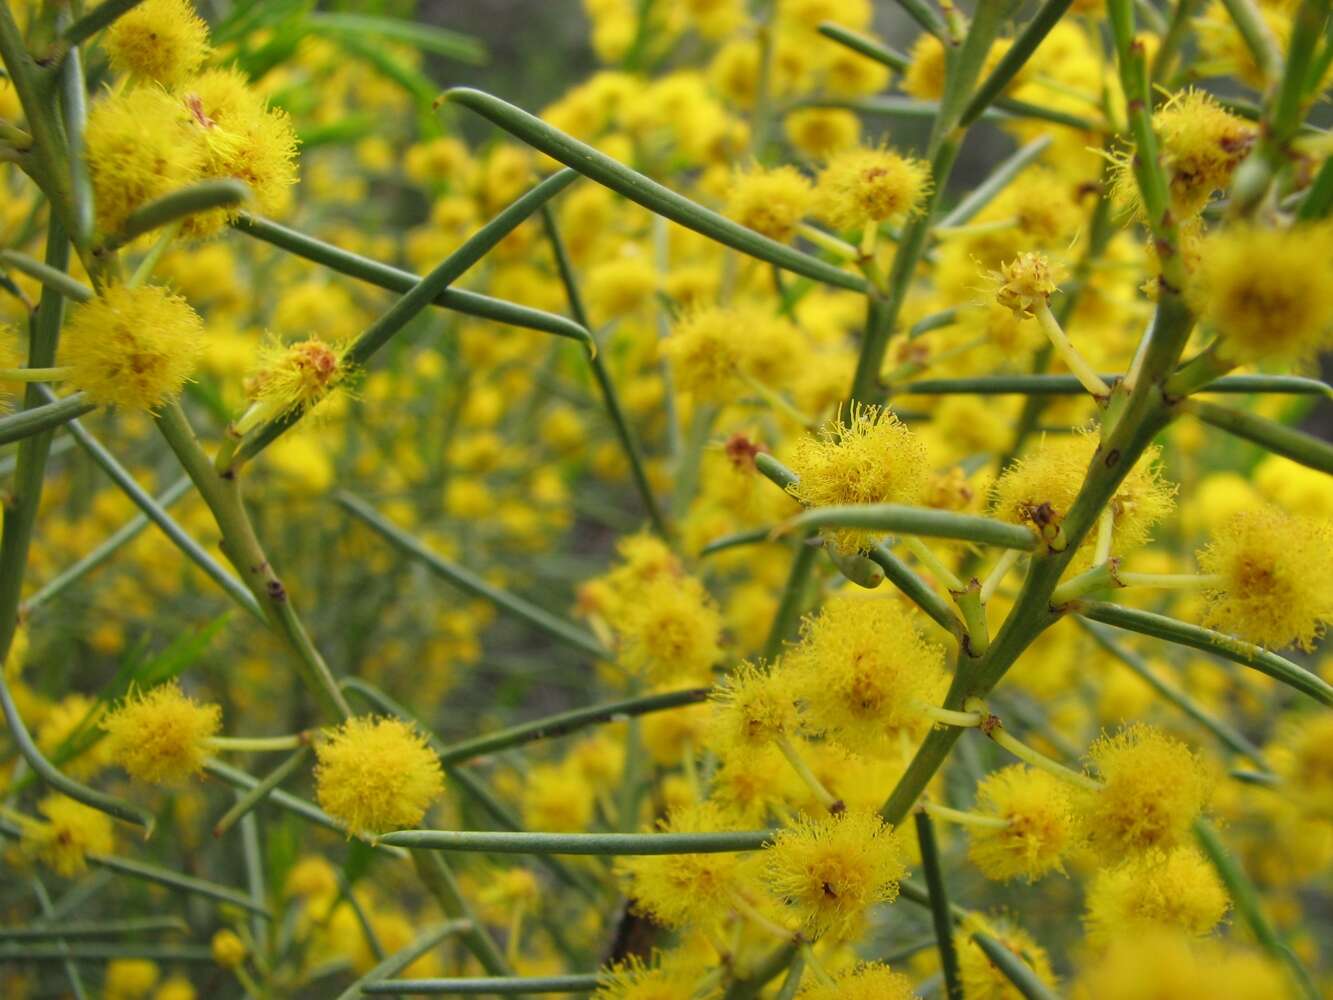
29;877;87;1000
815;22;909;72
894;373;1330;396
959;0;1077;127
232;213;596;346
103;179;250;251
444;88;867;293
379;829;773;854
89;852;268;916
0;249;93;303
914;812;962;1000
234;169;582;464
781;505;1037;551
1182;397;1333;474
935;137;1052;229
61;0;147;48
970;932;1059;1000
335;921;474;1000
436;687;707;766
211;745;312;839
0;391;95;446
762;534;820;661
338;490;609;660
540;204;668;538
1075;601;1333;707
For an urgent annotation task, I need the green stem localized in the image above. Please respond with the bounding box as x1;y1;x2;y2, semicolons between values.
1219;0;1283;85
89;852;268;916
0;249;93;302
155;400;351;719
970;932;1060;1000
104;179;249;251
815;22;909;72
1183;397;1333;475
0;916;187;941
914;811;963;1000
1194;820;1320;1000
540;204;669;538
435;687;707;766
380;829;772;854
334;921;473;1000
761;535;819;661
363;975;597;996
1076;618;1270;769
959;0;1076;127
1151;0;1203;83
29;877;87;1000
410;851;520;984
0;391;96;446
61;0;148;49
897;373;1330;397
782;504;1037;551
444;89;866;292
935;138;1051;229
211;746;312;839
338;490;609;660
1075;601;1333;707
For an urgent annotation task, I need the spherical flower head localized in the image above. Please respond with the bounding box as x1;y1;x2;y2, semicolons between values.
959;916;1057;1000
1125;90;1255;220
816;146;931;229
785;594;945;754
787;404;930;553
104;0;210;86
967;765;1076;883
991;432;1174;554
177;68;300;234
763;809;906;940
1083;846;1229;947
990;252;1058;319
101;681;221;785
902;33;948;99
594;955;719;1000
105;958;160;1000
21;794;115;877
63;284;204;412
1273;713;1333;820
616;802;744;930
210;928;247;968
1072;931;1290;1000
313;716;445;837
1078;724;1213;860
1187;223;1333;367
660;304;803;404
707;660;800;752
1196;505;1333;651
616;575;722;684
86;86;205;236
794;961;917;1000
521;762;595;832
241;335;354;430
725;164;813;243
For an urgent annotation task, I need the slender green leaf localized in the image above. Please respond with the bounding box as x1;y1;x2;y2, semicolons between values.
365;977;600;996
782;504;1037;550
970;933;1060;1000
1184;398;1333;475
0;392;96;446
379;828;772;854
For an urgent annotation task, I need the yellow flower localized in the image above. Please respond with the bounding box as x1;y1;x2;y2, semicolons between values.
967;765;1077;883
990;252;1059;320
707;660;801;753
211;928;247;968
816;146;931;229
521;763;595;832
101;681;221;785
660;304;804;403
86;87;204;236
1077;724;1213;860
616;802;744;930
785;593;946;753
763;809;905;940
1197;505;1333;651
177;68;300;234
724;164;813;243
104;0;210;86
958;916;1057;1000
594;955;718;1000
105;958;160;1000
1082;846;1229;946
615;574;722;684
239;335;355;433
21;795;115;876
1072;930;1289;1000
62;285;204;412
1188;223;1333;367
313;716;445;836
794;962;917;1000
783;108;860;159
787;404;930;553
1274;712;1333;819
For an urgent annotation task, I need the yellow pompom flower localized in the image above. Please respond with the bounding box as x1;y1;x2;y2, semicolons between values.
763;809;905;940
178;68;300;234
314;716;445;836
105;958;160;1000
785;593;945;753
1196;505;1333;651
1077;724;1213;860
1188;223;1333;367
724;164;813;243
967;765;1077;883
615;575;722;684
991;433;1174;554
616;802;743;931
210;929;247;968
62;284;204;412
958;916;1057;1000
794;962;917;1000
21;795;115;876
86;87;204;236
104;0;210;86
593;955;715;1000
707;660;800;753
783;108;859;159
1273;713;1333;819
1083;846;1229;946
101;681;221;785
816;146;931;230
787;404;930;553
237;335;355;434
1071;930;1290;1000
989;252;1059;320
